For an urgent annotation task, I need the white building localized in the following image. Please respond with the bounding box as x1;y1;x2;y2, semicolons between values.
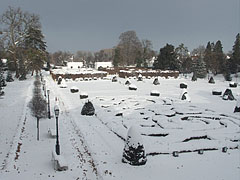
95;62;113;69
67;62;83;69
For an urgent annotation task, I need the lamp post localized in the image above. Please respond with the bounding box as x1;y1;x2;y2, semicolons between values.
54;105;60;155
43;80;46;97
47;90;51;119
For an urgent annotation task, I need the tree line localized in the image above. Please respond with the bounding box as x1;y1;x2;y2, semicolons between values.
1;7;239;81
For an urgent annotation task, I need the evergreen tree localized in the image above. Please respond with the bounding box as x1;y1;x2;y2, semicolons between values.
204;42;212;72
24;26;47;76
6;71;14;82
230;33;240;73
193;57;207;78
153;44;178;70
213;40;225;74
113;47;121;67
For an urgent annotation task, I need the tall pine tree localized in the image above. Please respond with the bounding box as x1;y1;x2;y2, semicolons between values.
213;40;225;74
231;33;240;73
24;26;47;76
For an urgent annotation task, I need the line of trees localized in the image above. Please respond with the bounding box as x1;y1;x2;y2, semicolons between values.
0;6;48;80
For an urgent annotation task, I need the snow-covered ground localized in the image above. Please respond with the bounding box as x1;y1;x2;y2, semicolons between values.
0;73;239;180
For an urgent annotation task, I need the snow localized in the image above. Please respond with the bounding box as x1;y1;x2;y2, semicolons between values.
0;73;239;180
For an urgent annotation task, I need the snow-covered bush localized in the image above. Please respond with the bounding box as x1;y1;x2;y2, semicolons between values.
191;73;197;81
234;98;240;113
150;90;160;97
212;89;222;95
122;125;147;166
59;79;67;88
229;82;237;88
80;92;88;99
180;82;187;89
70;86;79;93
112;76;117;82
129;84;137;90
57;76;62;85
81;101;95;116
137;74;143;81
222;89;235;100
153;78;160;85
180;89;191;102
6;71;14;82
208;77;215;84
125;79;131;85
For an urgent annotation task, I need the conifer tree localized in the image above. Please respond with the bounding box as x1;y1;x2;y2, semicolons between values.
204;42;212;71
193;57;207;78
153;44;178;70
231;33;240;73
24;26;47;76
213;40;225;74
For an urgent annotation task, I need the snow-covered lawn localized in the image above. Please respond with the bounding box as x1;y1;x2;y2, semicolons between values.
0;73;239;180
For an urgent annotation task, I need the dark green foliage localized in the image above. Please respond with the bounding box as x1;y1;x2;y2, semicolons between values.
222;89;235;101
208;77;215;84
81;101;95;116
204;42;212;71
24;26;47;76
191;73;197;81
122;126;147;166
192;58;207;78
6;71;14;82
153;44;178;70
230;33;240;73
113;47;121;67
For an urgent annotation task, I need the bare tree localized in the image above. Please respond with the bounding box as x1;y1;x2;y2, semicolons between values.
0;6;40;77
118;31;142;66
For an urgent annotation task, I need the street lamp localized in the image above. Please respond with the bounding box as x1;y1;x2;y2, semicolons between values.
43;80;46;97
54;105;60;155
47;90;51;119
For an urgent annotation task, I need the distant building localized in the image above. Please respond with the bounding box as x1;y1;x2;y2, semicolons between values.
67;62;83;69
95;62;113;69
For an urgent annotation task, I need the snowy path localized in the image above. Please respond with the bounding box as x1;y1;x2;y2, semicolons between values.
0;78;33;171
0;74;102;180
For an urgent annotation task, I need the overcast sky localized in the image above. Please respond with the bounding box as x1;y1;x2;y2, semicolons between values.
0;0;239;53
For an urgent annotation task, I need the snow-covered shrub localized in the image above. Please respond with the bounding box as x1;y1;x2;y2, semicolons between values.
229;82;237;88
180;82;187;89
129;84;137;90
180;89;191;101
234;98;240;113
70;86;79;93
81;101;95;116
57;76;62;85
212;89;222;95
137;74;143;81
153;78;160;85
208;77;215;84
125;79;131;86
191;73;197;81
112;76;117;82
150;90;160;97
222;89;235;100
80;92;88;99
59;79;67;88
6;71;14;82
122;125;147;166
